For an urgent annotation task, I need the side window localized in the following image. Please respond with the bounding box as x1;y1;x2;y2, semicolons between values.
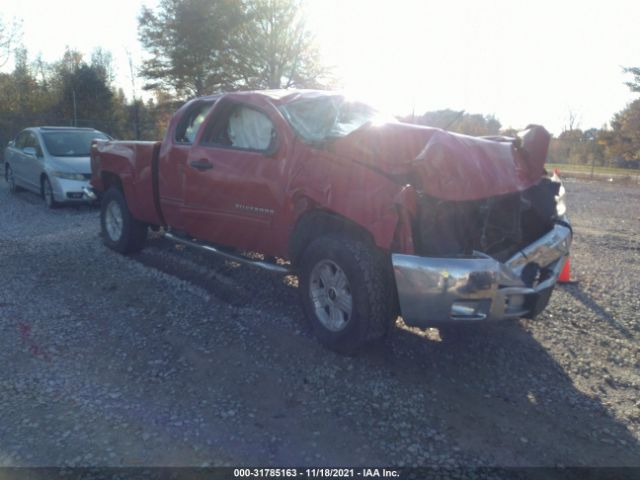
24;132;43;156
14;132;29;149
175;102;214;144
205;105;275;152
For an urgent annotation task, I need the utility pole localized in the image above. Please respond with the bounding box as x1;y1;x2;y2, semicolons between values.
72;89;77;127
127;49;140;140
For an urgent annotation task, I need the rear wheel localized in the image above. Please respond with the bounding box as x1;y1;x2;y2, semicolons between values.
5;164;22;193
299;234;396;354
100;187;147;254
42;176;58;209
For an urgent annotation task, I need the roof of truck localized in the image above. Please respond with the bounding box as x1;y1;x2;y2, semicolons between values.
194;89;340;106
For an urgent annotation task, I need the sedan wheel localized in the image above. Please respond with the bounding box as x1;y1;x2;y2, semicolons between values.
42;177;58;209
5;165;19;193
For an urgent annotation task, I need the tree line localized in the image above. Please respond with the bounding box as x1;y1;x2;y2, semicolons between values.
1;0;639;169
0;46;170;158
403;101;640;170
0;0;331;161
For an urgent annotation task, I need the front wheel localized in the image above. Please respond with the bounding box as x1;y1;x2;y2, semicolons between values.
42;176;58;209
100;187;147;254
298;234;396;354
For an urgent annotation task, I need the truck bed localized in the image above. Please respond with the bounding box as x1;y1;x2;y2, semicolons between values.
91;140;163;225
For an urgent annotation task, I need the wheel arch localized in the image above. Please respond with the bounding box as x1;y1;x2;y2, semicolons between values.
101;171;124;192
289;209;376;266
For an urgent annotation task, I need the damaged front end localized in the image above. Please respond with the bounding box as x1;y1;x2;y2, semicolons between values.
391;128;572;326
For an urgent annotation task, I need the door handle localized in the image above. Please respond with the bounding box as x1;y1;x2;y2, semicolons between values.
189;159;214;171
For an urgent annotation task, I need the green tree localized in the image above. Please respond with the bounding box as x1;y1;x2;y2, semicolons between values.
0;47;54;159
405;109;501;136
234;0;332;89
138;0;332;97
624;66;640;93
605;99;640;167
138;0;245;96
49;48;114;131
548;128;606;166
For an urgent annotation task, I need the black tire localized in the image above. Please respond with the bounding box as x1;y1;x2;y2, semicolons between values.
42;176;58;209
5;164;22;193
100;187;147;254
298;234;396;354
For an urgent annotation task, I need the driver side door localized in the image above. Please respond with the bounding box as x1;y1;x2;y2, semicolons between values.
21;131;44;190
8;131;35;191
182;101;285;255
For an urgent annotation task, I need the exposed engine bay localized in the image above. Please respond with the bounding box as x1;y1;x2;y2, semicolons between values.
414;176;563;263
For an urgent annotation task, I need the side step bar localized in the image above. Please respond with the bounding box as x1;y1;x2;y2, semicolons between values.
164;232;291;274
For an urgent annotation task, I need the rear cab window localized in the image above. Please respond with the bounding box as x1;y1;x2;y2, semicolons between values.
175;101;215;144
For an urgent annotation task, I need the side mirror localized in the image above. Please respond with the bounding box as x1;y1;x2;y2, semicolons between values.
23;147;37;157
8;140;14;148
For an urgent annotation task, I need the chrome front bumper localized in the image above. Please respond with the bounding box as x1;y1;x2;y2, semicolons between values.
392;222;572;326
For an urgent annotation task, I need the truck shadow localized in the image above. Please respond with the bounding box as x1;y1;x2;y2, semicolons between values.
135;236;639;468
559;283;635;340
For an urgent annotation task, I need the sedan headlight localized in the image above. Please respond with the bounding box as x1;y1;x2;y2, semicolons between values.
50;171;86;181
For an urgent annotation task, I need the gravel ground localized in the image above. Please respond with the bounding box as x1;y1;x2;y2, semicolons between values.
0;176;638;471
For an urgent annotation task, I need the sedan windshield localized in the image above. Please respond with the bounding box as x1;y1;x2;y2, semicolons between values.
42;131;110;157
279;96;392;143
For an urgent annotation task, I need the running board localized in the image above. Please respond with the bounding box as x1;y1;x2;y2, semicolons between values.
163;232;291;274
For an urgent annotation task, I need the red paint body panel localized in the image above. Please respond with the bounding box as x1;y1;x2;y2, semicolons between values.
330;122;550;201
90;90;551;259
91;141;162;225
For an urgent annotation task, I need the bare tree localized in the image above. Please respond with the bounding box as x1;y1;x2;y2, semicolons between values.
125;49;141;139
0;15;22;67
564;109;580;132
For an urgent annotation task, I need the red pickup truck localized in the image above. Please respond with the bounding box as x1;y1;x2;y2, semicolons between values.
90;90;572;353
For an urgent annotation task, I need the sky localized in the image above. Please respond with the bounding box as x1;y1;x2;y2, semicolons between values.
2;0;640;135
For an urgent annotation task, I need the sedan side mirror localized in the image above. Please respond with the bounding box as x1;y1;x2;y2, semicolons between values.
23;147;37;157
8;141;14;148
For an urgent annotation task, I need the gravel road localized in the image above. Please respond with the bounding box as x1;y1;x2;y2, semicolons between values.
0;176;639;471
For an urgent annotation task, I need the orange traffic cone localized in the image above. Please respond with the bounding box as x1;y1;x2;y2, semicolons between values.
558;256;576;284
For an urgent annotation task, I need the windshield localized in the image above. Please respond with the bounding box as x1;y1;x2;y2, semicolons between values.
42;131;110;157
279;96;391;143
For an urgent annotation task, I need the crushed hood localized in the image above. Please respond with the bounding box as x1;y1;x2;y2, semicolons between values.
329;122;551;201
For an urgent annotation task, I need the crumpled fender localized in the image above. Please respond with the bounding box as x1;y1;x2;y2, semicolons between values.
392;185;418;254
286;146;403;252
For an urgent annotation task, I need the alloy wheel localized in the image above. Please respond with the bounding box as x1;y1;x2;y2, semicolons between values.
104;200;124;242
309;259;353;332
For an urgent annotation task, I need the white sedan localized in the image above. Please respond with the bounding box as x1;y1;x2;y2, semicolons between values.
4;126;110;208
